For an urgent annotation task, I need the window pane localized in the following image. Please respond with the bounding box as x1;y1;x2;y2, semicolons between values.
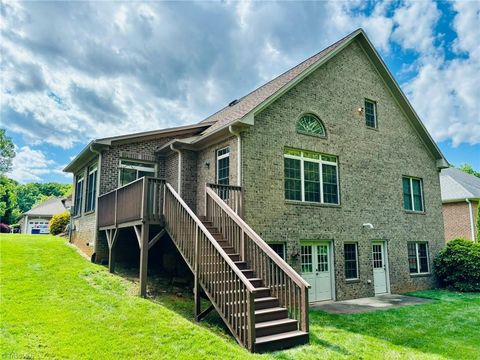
301;246;313;273
120;168;137;186
407;243;418;273
297;114;325;136
217;156;229;185
418;243;429;273
372;244;383;269
317;245;329;272
86;170;97;212
304;161;320;202
344;243;358;279
74;179;83;216
268;243;286;260
403;177;412;210
120;160;155;169
284;158;301;201
412;179;423;211
322;164;338;204
365;100;376;128
138;170;154;178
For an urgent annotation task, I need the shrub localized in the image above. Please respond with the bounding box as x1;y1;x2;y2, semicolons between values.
434;238;480;292
0;223;10;233
49;211;70;235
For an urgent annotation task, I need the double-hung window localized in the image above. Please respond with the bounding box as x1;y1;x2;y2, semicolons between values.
344;243;359;280
408;242;429;274
403;176;424;212
365;99;377;128
118;159;156;186
73;175;84;217
268;243;286;260
284;148;339;204
216;147;230;185
85;164;97;212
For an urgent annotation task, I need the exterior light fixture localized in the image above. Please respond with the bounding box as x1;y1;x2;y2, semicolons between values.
358;107;364;114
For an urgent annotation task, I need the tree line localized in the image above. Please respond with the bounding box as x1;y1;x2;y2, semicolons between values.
0;129;72;225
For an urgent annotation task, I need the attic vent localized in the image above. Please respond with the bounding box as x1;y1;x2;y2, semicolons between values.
228;99;239;107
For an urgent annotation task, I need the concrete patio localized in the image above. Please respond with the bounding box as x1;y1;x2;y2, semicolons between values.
311;294;431;314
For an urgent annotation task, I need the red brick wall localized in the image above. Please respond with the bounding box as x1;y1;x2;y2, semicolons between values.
442;201;478;241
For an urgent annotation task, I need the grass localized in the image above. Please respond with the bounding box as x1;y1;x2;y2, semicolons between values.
1;234;479;359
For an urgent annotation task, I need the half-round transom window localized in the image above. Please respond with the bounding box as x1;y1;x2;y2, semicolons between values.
296;114;326;137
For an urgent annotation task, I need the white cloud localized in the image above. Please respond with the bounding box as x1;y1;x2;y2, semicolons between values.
7;146;55;183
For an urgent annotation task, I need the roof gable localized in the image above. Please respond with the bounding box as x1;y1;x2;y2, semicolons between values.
440;168;480;201
25;197;68;216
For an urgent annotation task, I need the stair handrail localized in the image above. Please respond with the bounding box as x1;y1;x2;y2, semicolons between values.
206;187;310;289
165;183;256;291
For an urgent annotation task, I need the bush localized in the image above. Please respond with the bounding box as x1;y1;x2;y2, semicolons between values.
49;211;70;235
434;238;480;292
0;223;10;233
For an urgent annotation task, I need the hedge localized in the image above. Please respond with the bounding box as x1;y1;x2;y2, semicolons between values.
49;211;70;235
434;238;480;292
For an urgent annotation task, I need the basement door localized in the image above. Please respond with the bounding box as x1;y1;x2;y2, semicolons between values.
300;242;333;302
372;241;389;294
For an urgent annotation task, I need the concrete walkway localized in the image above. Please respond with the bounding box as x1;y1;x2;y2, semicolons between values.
311;294;431;314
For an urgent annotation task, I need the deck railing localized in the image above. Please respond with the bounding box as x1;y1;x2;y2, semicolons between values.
163;183;257;350
205;187;310;333
97;177;165;228
207;183;243;217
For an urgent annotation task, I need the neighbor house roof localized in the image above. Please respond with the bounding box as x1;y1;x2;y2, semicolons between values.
440;168;480;202
24;197;69;217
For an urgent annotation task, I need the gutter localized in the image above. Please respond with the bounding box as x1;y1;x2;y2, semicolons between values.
466;199;476;242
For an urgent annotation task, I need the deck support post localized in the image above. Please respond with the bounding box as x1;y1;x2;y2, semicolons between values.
139;223;149;297
107;229;119;274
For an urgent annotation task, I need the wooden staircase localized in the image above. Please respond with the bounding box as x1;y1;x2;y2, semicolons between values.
202;219;308;352
162;183;310;352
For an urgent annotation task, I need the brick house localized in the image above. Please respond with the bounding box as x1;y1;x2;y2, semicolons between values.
64;29;448;352
440;167;480;242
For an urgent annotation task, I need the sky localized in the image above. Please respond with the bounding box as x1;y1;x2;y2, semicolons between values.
1;0;479;184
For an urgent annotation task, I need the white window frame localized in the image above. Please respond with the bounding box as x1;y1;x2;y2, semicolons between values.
284;150;339;204
118;159;156;186
216;147;230;184
85;163;98;213
403;176;424;212
344;242;359;280
74;175;84;217
409;242;430;274
365;99;377;128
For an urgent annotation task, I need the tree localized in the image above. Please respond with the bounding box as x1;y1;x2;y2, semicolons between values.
457;163;480;178
16;182;72;214
0;129;15;174
0;176;20;224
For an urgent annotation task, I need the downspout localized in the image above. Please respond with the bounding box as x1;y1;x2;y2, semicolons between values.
229;125;241;186
170;143;182;196
466;199;475;241
90;144;102;261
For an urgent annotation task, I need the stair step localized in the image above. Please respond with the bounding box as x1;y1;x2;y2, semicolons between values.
241;269;255;278
255;330;309;352
247;277;263;287
229;253;241;261
254;287;271;298
254;296;279;310
222;246;236;255
255;318;299;337
254;307;288;323
234;261;248;270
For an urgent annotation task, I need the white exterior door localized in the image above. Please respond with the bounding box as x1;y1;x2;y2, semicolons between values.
372;242;388;294
301;242;333;302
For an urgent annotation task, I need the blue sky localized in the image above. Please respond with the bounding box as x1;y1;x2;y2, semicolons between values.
1;0;479;184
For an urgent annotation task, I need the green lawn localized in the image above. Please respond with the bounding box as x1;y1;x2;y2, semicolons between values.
1;234;479;359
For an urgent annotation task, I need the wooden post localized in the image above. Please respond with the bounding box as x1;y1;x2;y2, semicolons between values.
139;223;149;297
194;225;201;320
108;229;119;273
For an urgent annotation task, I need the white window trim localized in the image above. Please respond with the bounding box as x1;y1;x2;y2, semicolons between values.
410;242;430;274
284;150;339;205
74;175;84;216
118;159;156;186
344;242;359;280
216;147;230;183
404;176;424;212
365;99;377;128
85;164;98;212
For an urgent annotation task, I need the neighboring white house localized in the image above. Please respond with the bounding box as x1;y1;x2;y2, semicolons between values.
18;197;71;234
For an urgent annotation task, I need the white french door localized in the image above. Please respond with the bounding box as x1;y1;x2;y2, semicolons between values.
372;241;389;294
300;242;333;302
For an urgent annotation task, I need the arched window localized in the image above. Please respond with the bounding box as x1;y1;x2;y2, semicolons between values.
296;114;326;137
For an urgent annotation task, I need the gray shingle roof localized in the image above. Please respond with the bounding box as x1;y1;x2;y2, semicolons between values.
200;29;360;135
25;197;69;216
440;167;480;202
